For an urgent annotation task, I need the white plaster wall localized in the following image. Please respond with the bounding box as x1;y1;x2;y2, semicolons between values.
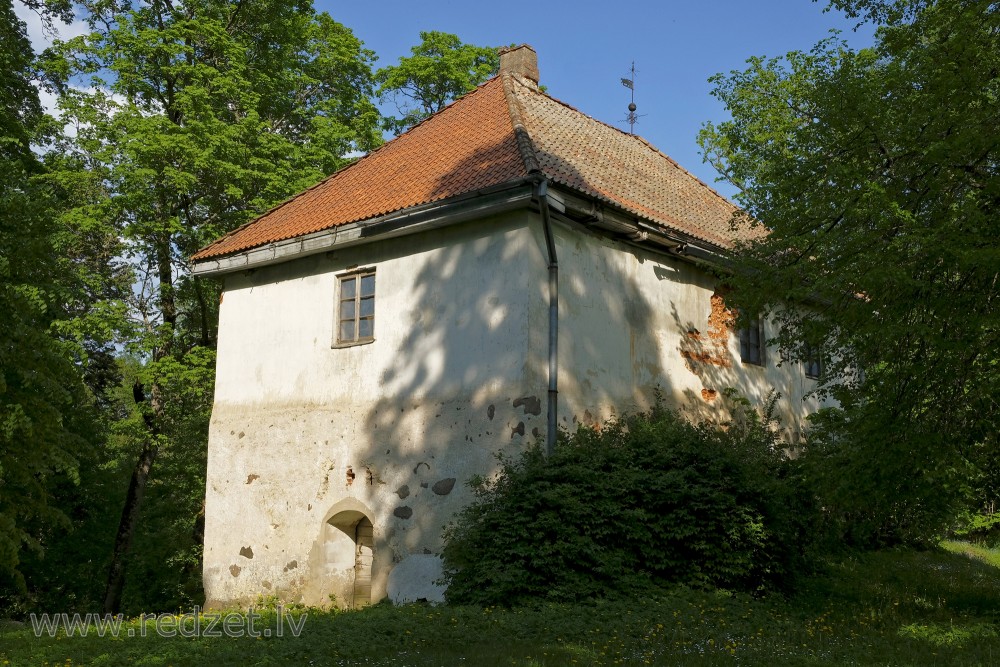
203;211;550;609
553;223;837;438
203;210;836;609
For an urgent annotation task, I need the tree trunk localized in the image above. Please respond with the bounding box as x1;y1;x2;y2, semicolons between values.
104;230;176;614
103;424;158;614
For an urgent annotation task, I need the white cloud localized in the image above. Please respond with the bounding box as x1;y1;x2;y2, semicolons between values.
12;4;126;136
13;1;89;53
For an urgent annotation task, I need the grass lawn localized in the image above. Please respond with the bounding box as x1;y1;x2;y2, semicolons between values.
2;542;999;666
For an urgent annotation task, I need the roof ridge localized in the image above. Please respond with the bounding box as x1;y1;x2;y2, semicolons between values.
192;60;754;264
511;74;638;140
500;72;541;175
504;77;739;222
192;78;507;260
508;76;738;215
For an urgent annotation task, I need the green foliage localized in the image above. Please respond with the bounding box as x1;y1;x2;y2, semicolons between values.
949;510;1000;548
42;0;383;265
442;399;817;606
23;0;385;613
376;31;499;133
697;0;1000;545
0;0;101;590
5;546;1000;665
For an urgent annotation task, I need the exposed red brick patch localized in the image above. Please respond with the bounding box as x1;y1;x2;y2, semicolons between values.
701;388;718;402
707;292;736;342
679;289;735;372
681;349;729;366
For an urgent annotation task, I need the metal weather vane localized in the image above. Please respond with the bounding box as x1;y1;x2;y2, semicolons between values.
620;61;643;135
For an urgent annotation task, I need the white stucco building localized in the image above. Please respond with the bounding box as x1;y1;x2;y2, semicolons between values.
191;45;833;609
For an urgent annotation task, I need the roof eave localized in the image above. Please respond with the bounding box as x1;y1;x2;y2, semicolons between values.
545;184;734;268
191;179;536;277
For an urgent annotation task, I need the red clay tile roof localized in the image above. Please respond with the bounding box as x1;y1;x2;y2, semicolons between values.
507;76;744;249
193;71;747;261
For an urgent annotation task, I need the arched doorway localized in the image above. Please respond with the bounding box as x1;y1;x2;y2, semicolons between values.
325;511;375;609
352;517;374;608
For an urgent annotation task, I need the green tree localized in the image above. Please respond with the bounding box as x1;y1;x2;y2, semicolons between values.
0;0;100;593
698;0;999;544
376;31;499;133
41;0;382;612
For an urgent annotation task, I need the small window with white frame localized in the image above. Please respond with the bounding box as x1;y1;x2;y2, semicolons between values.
335;269;375;346
739;316;765;366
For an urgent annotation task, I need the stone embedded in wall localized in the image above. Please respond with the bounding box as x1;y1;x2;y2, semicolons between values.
246;474;259;484
432;478;456;496
510;421;525;438
487;404;495;420
346;466;355;486
513;395;542;415
396;485;410;499
394;506;413;519
238;431;245;439
262;580;272;589
239;546;254;559
229;565;241;577
283;560;298;572
413;462;430;474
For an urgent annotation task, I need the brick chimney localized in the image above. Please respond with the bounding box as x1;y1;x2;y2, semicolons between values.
499;44;539;84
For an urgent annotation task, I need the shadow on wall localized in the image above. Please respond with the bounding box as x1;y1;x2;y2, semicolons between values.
342;138;677;580
221;135;805;609
669;293;812;442
554;224;671;429
671;290;744;423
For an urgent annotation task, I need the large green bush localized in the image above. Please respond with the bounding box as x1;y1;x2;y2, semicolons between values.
441;397;817;605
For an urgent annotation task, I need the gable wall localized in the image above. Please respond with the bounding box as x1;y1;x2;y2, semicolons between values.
204;210;550;609
553;221;835;436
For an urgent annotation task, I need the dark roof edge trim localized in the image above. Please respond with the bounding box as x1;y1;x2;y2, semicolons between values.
548;186;732;259
191;179;537;277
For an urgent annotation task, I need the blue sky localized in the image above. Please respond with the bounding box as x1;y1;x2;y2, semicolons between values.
321;0;876;199
18;1;877;200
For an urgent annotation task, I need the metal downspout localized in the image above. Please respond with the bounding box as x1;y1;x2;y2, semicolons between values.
535;179;558;457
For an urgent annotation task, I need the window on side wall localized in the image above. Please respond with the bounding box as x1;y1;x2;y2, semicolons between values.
739;316;765;366
804;343;822;379
335;269;375;346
